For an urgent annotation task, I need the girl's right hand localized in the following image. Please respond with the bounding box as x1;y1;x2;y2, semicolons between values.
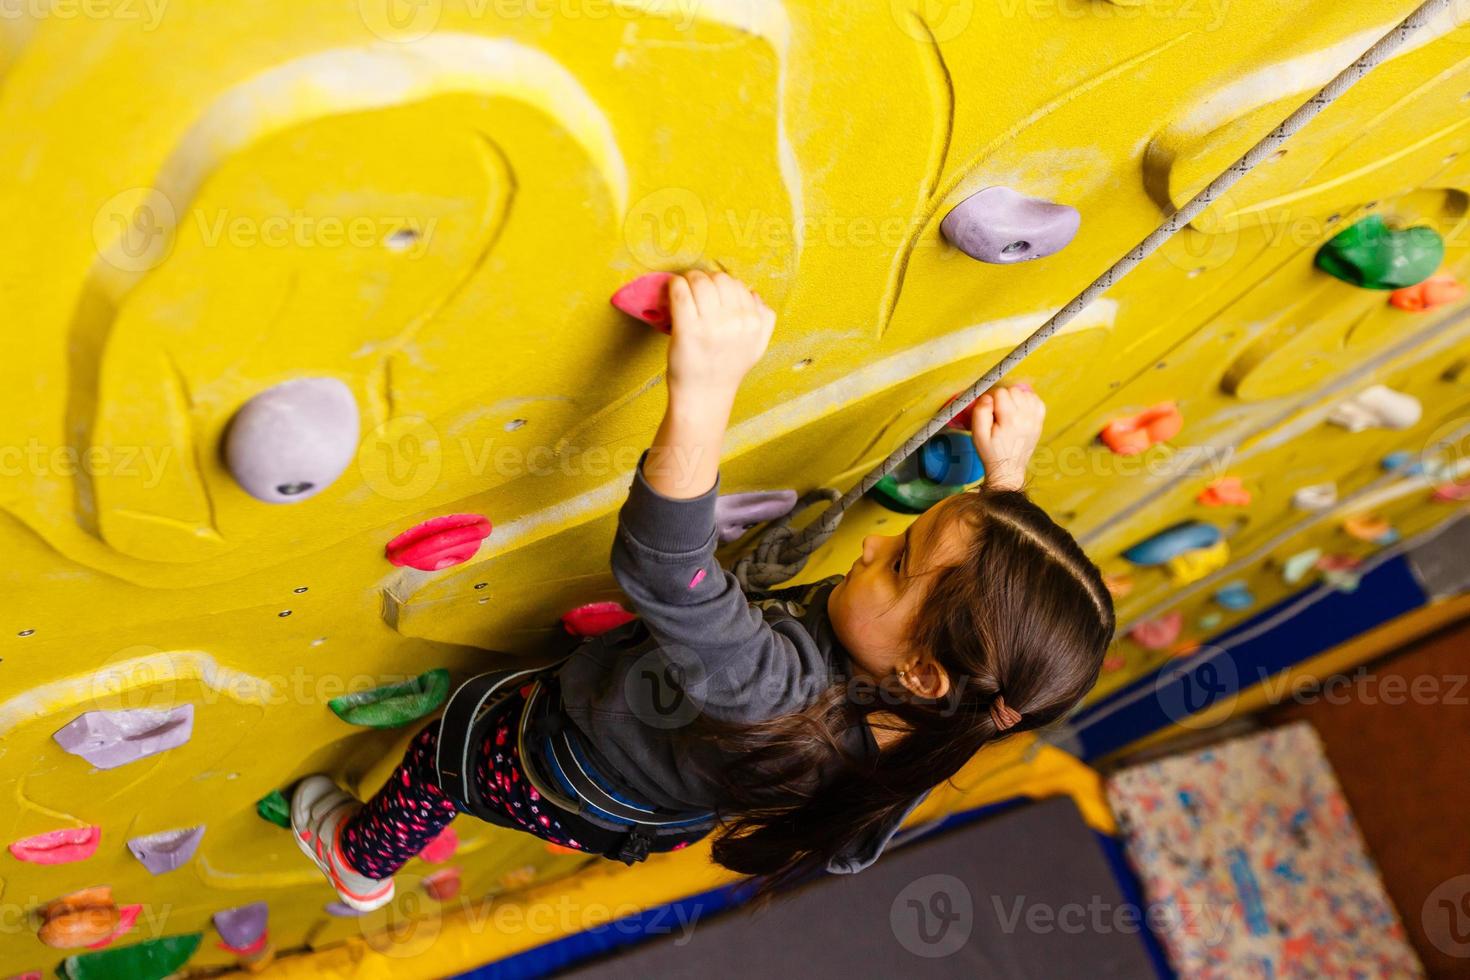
666;271;775;403
971;385;1046;491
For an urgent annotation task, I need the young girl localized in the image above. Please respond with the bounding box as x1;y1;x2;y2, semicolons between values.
291;271;1114;910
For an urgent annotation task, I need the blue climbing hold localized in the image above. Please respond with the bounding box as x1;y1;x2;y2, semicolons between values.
918;432;986;486
1214;581;1255;611
1380;450;1425;476
1123;522;1223;567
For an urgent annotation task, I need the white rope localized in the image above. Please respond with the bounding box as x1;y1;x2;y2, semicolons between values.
737;0;1458;589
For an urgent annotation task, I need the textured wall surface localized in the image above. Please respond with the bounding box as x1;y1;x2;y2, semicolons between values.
0;0;1468;975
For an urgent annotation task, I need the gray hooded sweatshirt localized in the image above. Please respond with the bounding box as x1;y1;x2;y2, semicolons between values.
557;450;928;874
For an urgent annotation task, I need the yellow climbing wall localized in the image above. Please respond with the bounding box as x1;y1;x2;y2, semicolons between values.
1;0;1468;974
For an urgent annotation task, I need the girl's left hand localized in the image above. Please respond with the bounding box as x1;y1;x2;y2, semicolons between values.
971;385;1045;491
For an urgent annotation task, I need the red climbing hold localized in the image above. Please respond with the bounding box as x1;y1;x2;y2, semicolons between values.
1197;476;1251;508
386;515;492;571
9;827;101;865
611;273;676;333
1389;273;1465;312
1100;403;1183;456
561;602;637;637
1128;611;1184;651
423;868;462;901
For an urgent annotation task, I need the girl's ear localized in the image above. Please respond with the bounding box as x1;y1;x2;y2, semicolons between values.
898;657;951;701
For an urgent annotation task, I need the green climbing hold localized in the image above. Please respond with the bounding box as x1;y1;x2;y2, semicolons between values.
255;789;290;829
328;668;451;729
867;473;967;515
59;933;201;980
1314;215;1443;290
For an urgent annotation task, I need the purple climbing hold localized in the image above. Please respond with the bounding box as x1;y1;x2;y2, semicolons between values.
325;902;366;917
941;186;1081;264
213;902;268;953
714;490;799;543
224;378;360;503
126;826;205;875
53;705;195;770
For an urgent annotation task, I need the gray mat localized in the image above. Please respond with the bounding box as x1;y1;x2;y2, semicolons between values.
561;796;1157;979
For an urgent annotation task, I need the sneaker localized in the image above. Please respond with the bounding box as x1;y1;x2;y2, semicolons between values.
291;775;395;912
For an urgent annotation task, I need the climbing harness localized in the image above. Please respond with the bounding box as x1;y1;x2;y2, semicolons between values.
436;649;715;866
734;0;1458;591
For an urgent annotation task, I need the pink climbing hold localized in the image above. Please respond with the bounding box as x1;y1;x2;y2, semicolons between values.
386;514;492;571
1433;480;1470;502
1197;477;1251;508
1129;612;1184;651
85;904;142;950
611;272;676;333
714;490;799;544
423;868;462;901
560;602;637;638
419;827;459;864
1315;553;1362;573
53;705;195;770
127;826;205;874
688;568;707;589
8;827;101;865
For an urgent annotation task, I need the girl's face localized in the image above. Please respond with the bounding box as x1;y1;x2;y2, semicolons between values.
826;493;973;697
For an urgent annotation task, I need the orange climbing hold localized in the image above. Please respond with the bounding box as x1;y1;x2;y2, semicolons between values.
1388;273;1465;312
1197;476;1251;508
423;868;462;901
1100;402;1183;456
1128;611;1184;651
37;887;120;949
1103;573;1133;599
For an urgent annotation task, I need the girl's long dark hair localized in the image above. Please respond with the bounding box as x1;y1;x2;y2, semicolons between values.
701;487;1114;894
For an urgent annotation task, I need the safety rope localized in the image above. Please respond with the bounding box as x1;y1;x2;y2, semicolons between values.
734;0;1457;591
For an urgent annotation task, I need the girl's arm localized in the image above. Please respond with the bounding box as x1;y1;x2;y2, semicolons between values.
641;271;774;498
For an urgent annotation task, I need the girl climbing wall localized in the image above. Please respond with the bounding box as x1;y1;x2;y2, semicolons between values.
290;271;1116;910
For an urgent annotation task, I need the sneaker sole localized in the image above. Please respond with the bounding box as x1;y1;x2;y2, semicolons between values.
291;779;395;913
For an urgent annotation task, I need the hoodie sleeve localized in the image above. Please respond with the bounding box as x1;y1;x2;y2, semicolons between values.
825;790;933;874
610;449;827;722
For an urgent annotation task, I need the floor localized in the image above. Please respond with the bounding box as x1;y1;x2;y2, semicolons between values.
1269;615;1470;978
